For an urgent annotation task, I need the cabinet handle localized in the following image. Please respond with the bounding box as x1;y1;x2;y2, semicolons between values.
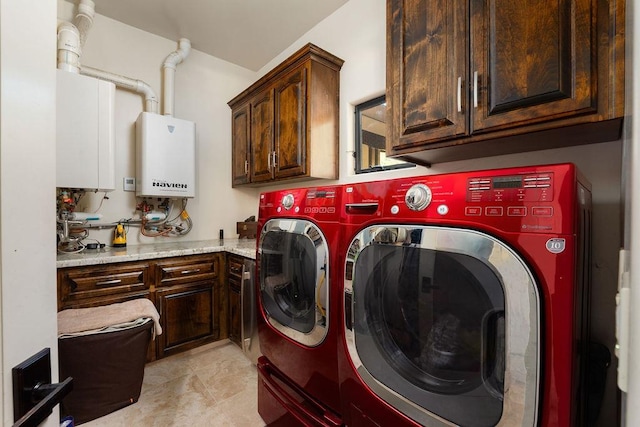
272;151;277;169
244;160;248;175
473;71;478;108
181;268;201;275
95;279;122;286
457;76;462;113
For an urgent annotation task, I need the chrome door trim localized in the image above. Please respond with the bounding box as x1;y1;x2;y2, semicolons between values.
344;225;539;427
259;218;330;347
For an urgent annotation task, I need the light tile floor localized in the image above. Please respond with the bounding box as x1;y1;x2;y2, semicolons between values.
84;340;266;426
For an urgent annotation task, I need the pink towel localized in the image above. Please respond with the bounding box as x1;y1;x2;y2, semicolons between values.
58;298;162;337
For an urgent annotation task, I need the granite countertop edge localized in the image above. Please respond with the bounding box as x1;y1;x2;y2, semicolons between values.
56;239;257;268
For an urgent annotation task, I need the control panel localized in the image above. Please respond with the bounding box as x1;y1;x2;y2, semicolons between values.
259;186;339;220
467;172;554;203
340;164;582;234
405;184;433;211
303;188;337;215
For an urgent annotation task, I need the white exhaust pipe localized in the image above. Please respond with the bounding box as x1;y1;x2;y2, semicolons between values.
56;0;94;73
162;38;191;116
57;22;81;73
81;66;159;113
73;0;95;49
56;0;159;113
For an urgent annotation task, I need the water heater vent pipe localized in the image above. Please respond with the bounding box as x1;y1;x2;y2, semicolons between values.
162;38;191;116
56;0;159;113
73;0;95;49
57;22;81;73
80;66;159;113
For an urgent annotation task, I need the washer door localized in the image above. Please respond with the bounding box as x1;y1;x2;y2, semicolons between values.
344;226;539;427
259;218;329;346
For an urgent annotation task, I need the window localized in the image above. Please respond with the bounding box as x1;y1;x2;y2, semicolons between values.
355;95;413;174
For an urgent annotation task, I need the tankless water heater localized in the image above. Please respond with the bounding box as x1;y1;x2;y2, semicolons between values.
135;112;196;198
57;70;116;191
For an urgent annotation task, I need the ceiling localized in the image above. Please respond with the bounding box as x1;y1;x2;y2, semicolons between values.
81;0;349;71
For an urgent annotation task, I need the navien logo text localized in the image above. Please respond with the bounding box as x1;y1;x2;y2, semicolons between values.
152;180;188;189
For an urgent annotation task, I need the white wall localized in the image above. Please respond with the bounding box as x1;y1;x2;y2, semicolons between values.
1;0;59;425
57;0;260;245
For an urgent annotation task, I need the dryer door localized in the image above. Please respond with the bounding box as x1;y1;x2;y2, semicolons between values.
259;218;329;346
344;226;539;427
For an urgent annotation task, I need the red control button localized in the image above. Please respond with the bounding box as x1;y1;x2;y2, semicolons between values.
507;207;527;216
532;206;553;216
465;207;482;216
485;207;504;216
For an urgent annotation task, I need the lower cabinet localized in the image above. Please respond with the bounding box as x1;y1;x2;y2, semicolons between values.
155;281;216;358
228;278;241;347
57;252;227;362
154;254;223;358
227;255;244;347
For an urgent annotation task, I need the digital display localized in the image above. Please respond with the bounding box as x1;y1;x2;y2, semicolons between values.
493;176;523;189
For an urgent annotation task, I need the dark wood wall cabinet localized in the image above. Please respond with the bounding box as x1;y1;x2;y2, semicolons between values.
386;0;625;165
57;253;226;362
229;43;344;187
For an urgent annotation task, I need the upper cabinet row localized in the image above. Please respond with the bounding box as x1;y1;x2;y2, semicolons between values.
229;44;344;187
386;0;625;165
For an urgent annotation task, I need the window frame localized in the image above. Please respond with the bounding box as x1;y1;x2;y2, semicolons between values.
354;95;414;174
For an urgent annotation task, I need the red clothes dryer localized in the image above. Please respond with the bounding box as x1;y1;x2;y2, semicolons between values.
256;186;344;426
338;163;592;426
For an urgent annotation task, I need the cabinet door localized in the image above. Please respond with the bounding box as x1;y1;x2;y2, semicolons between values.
156;282;216;358
387;0;468;149
227;255;244;346
470;0;594;131
228;277;241;346
231;102;251;186
274;64;307;179
251;89;275;183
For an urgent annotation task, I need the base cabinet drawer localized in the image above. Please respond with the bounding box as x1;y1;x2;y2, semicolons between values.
156;255;220;286
57;262;149;309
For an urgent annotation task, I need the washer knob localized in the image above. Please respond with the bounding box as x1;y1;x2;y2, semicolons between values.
282;193;295;210
405;184;432;211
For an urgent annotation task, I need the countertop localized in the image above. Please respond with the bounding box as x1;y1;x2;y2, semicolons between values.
56;238;257;268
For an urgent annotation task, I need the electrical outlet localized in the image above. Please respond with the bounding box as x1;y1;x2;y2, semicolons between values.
123;177;136;192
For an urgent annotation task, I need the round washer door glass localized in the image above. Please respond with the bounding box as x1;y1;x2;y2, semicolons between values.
259;218;329;346
344;226;539;427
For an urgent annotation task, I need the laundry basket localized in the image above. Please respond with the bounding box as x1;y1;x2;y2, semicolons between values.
57;299;161;425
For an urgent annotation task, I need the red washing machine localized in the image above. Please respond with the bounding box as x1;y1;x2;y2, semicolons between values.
338;163;593;427
256;185;344;426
